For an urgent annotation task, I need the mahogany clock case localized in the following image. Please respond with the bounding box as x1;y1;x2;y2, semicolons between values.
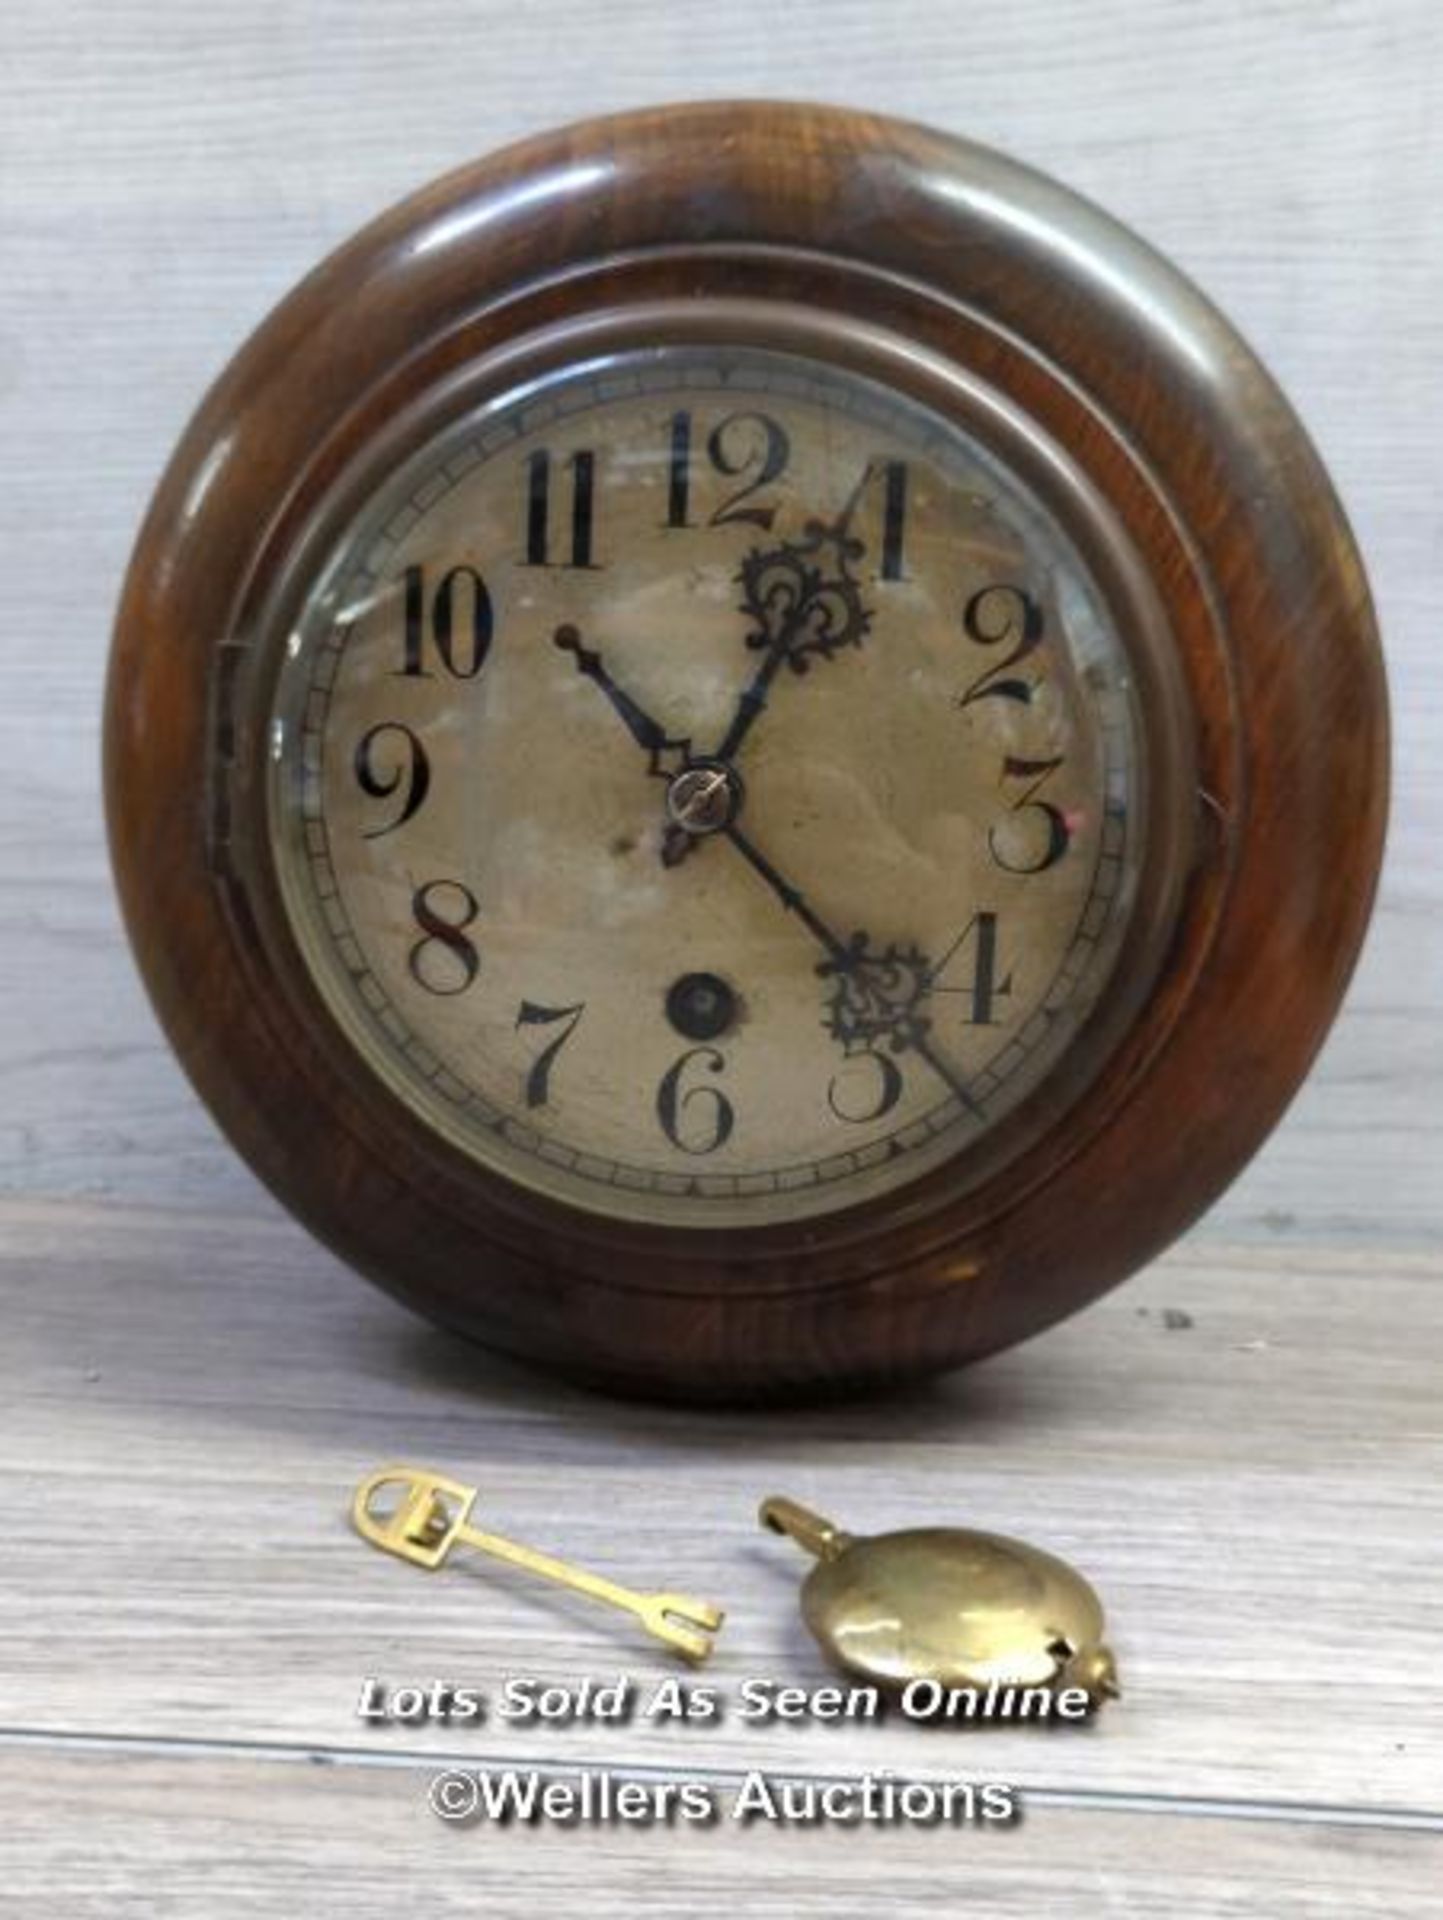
104;103;1388;1401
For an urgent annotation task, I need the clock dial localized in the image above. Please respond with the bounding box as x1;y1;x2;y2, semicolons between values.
267;346;1146;1226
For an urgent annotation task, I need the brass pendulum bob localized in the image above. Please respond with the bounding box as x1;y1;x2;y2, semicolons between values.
760;1496;1119;1706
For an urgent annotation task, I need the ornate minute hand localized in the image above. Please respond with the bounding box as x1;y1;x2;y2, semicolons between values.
721;820;980;1116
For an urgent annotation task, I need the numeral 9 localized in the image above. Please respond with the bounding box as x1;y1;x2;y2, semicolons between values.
354;723;430;837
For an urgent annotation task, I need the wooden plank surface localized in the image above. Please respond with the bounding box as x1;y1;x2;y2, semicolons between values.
3;1196;1439;1825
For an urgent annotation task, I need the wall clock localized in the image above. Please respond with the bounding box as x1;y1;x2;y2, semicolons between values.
105;103;1387;1401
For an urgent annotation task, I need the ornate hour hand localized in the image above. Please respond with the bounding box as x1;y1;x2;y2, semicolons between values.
713;516;873;764
721;822;980;1115
554;623;692;781
818;932;932;1054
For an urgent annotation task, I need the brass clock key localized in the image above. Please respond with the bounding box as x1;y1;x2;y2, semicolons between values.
352;1466;724;1664
761;1496;1119;1705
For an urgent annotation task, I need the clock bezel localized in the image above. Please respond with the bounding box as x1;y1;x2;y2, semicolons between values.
105;103;1387;1397
231;302;1194;1240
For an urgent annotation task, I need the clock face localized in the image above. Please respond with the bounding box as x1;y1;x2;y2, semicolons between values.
266;345;1147;1226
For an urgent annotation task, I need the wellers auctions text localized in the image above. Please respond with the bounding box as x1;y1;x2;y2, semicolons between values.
427;1765;1020;1828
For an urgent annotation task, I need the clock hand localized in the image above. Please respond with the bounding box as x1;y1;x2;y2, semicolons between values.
713;515;873;765
553;623;692;781
721;821;981;1116
721;820;851;964
557;623;761;875
817;929;982;1116
558;511;871;865
653;515;874;870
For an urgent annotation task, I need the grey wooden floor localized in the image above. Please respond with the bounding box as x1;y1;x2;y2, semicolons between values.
3;1197;1440;1911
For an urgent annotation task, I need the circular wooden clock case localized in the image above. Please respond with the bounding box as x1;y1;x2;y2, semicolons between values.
105;103;1387;1402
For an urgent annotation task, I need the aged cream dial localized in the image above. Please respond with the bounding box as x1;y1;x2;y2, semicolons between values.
268;346;1144;1225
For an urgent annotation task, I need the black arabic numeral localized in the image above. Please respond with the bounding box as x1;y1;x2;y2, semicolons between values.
665;410;692;528
354;722;431;837
931;912;1013;1026
958;584;1045;705
828;1047;904;1123
525;448;599;568
656;1046;735;1154
836;457;909;581
991;755;1072;873
401;563;425;675
878;459;908;581
662;409;791;531
398;563;493;678
515;1000;585;1109
408;880;481;996
708;412;790;528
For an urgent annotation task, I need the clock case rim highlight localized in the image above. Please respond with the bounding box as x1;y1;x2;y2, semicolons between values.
104;102;1387;1398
